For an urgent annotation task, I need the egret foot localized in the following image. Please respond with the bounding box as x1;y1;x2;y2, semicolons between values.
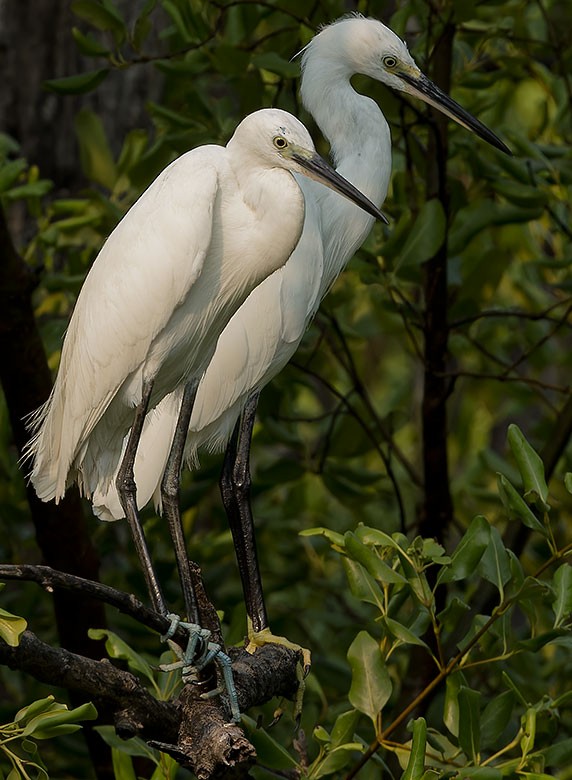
160;613;240;723
246;624;311;720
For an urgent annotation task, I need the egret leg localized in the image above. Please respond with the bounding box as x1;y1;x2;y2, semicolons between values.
160;381;199;625
116;378;167;615
220;391;268;633
220;391;311;677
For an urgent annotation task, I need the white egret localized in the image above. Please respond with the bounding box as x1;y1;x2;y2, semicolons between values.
71;17;511;654
25;106;387;632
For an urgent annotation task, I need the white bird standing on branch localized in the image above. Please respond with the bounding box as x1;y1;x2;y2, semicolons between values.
48;17;511;660
25;106;387;639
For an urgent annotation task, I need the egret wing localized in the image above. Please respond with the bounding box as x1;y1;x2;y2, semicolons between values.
28;149;221;501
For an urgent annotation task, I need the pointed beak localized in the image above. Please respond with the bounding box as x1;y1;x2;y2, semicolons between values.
400;71;511;156
291;147;389;224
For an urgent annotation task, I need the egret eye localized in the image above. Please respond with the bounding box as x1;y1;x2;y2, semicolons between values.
273;136;288;150
383;55;397;69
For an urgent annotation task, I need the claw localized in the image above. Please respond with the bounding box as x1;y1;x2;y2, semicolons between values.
158;615;240;722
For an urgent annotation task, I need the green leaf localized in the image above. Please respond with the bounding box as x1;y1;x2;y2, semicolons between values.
23;702;97;739
344;532;407;584
402;718;427;780
437;515;490;584
395;199;446;269
310;745;363;778
0;159;27;193
381;617;430;649
44;69;109;95
0;608;27;647
71;26;111;56
497;474;548;536
507;425;549;510
241;715;299;771
458;686;481;763
74;108;117;190
444;673;463;738
300;526;345;548
111;749;137;780
477;525;512;597
456;770;503;779
88;629;155;684
330;710;359;748
565;473;572;494
342;558;385;610
520;707;536;760
347;631;392;723
552;564;572;628
252;52;299;78
71;0;126;44
15;696;58;724
94;726;157;758
480;690;515;749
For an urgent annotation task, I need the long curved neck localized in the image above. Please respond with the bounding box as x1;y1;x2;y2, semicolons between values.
300;53;392;205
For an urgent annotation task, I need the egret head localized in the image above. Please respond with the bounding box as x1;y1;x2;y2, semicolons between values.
302;14;510;154
230;109;388;223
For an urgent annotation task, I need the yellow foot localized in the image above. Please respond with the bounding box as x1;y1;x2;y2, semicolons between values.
246;625;312;720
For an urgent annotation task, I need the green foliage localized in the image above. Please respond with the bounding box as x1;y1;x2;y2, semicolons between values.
0;697;97;779
1;0;571;778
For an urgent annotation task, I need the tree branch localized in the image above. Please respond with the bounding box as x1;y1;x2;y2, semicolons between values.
0;566;304;779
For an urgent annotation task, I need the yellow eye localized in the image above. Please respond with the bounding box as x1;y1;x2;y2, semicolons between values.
383;55;398;69
273;136;288;150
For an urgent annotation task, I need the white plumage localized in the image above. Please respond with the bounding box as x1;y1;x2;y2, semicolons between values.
93;14;509;521
26;106;384;506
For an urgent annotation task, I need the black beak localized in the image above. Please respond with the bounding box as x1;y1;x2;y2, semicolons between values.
293;150;389;224
400;71;511;156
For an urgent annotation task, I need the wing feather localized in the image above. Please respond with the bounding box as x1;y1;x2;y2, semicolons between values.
27;149;221;501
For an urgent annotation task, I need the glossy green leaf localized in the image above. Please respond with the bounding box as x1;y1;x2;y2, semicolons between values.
347;631;392;723
382;617;429;649
330;710;359;748
88;629;155;684
437;515;490;584
458;686;481;763
395;199;446;269
456;769;503;779
480;690;515;749
241;715;298;770
300;526;345;548
342;558;385;610
310;744;363;778
444;673;463;738
344;531;406;584
23;702;97;739
497;474;547;536
402;718;427;780
0;608;27;647
44;69;109;95
565;473;572;494
111;748;137;780
477;525;512;597
520;707;536;760
507;424;549;510
15;696;59;724
95;726;157;758
552;564;572;628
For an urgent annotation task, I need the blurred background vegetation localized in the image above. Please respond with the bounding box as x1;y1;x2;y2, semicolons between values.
0;0;571;777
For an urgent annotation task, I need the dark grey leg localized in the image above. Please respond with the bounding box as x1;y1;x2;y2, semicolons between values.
219;390;268;633
116;378;167;616
160;381;199;625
